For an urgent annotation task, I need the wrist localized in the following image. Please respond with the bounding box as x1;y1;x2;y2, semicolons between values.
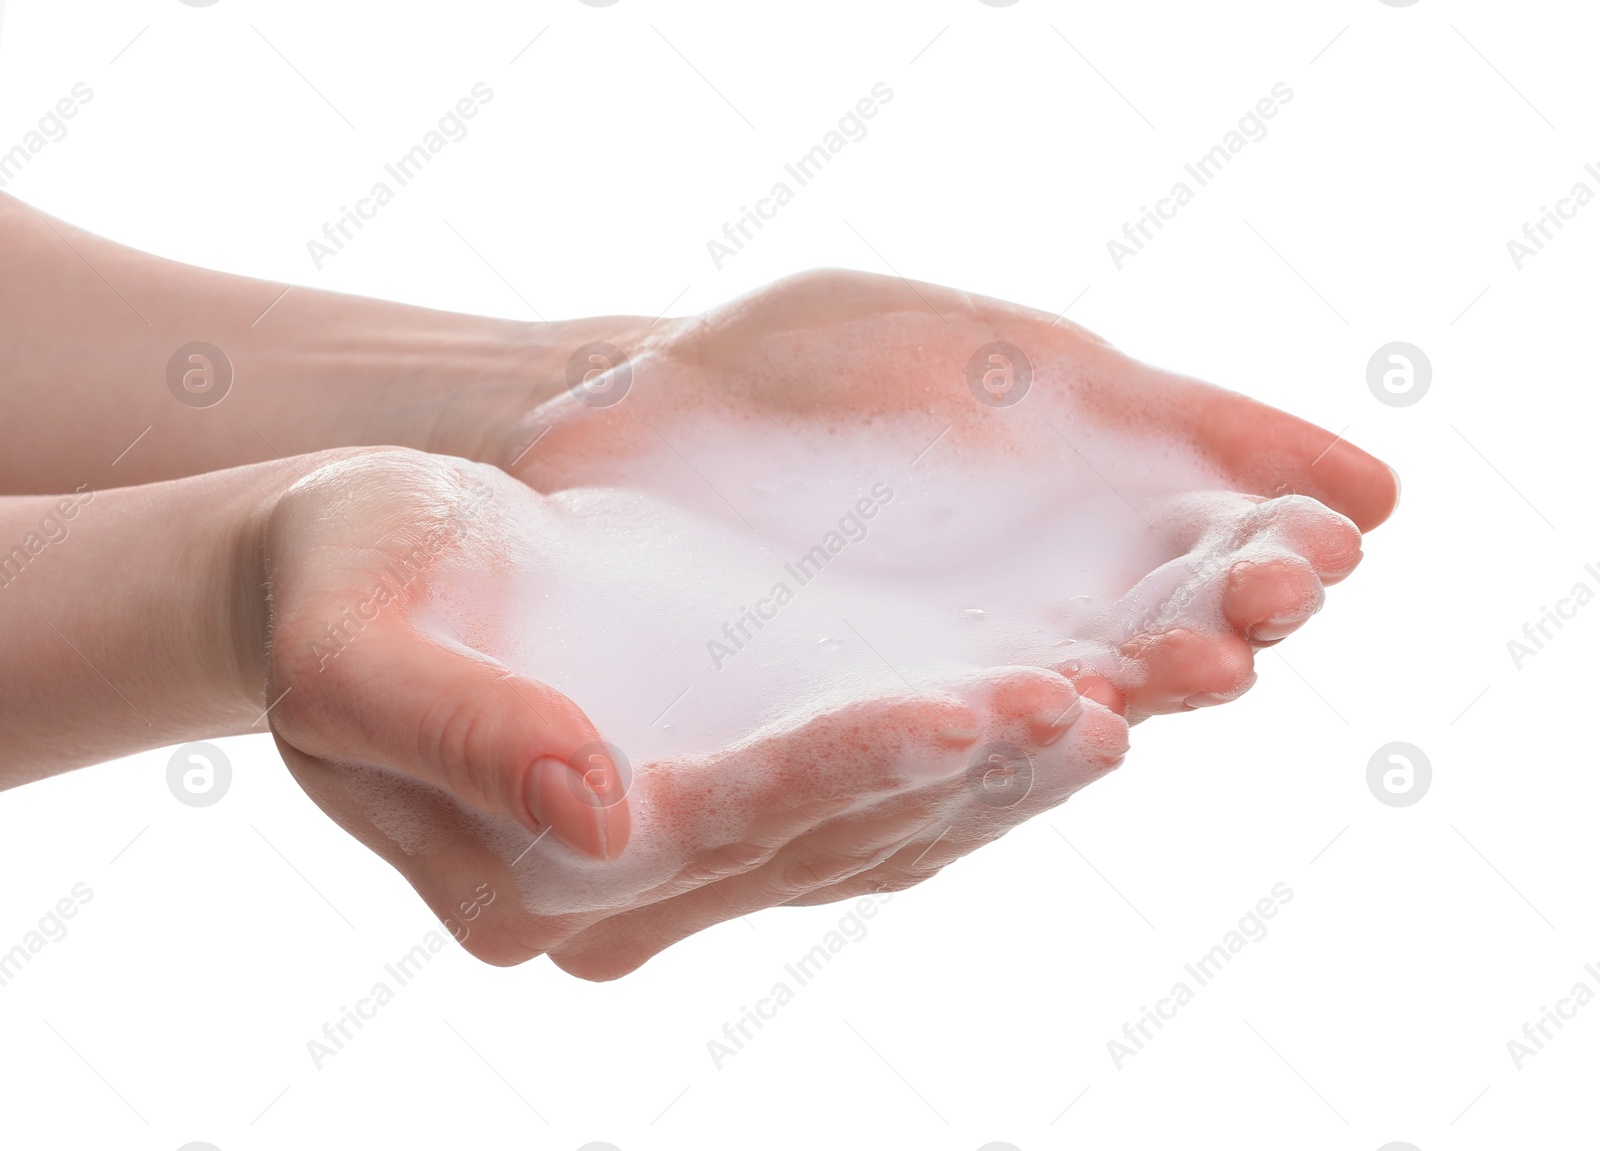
0;450;375;785
356;313;658;469
0;482;221;781
0;195;659;491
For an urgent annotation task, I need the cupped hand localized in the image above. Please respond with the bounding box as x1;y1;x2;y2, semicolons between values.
258;448;1131;979
500;268;1397;534
260;448;632;864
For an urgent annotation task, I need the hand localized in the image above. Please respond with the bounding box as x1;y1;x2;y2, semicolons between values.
495;269;1396;536
258;449;1128;981
257;448;633;863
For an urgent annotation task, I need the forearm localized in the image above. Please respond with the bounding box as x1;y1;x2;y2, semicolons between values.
0;192;642;493
0;456;300;785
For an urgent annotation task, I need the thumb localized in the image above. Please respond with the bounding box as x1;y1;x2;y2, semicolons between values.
273;622;630;861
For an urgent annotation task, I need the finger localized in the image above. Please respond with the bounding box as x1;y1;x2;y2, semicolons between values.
789;693;1131;906
550;669;1103;978
1223;555;1325;642
546;690;984;980
1190;387;1399;532
272;621;630;862
1081;358;1400;532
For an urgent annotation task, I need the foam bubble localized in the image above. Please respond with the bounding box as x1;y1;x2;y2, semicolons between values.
467;399;1233;764
409;380;1269;912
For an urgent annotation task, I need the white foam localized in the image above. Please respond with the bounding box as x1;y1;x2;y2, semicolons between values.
386;370;1362;921
442;404;1236;766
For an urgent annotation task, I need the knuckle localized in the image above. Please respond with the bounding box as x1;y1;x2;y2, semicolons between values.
696;841;773;878
874;868;933;894
785;850;874;890
419;695;497;808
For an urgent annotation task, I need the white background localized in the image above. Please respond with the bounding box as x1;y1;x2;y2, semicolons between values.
0;1;1595;1148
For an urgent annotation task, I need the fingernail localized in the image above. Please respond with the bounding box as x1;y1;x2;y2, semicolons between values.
1316;547;1364;588
1030;698;1083;746
1074;675;1125;715
936;702;984;747
523;757;577;847
1248;611;1315;643
937;724;983;747
525;756;622;862
1184;674;1256;710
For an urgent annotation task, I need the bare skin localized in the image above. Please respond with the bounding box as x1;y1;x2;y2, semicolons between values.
433;272;1386;976
0;194;1397;979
